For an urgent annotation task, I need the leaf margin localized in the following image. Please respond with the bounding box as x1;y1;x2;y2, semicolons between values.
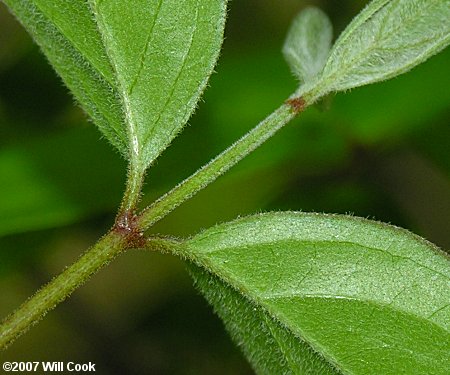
180;211;450;374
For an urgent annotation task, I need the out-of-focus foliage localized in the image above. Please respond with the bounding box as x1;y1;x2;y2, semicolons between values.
283;7;333;84
0;1;449;374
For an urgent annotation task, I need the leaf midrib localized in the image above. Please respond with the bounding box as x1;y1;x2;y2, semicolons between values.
21;0;127;149
209;268;448;374
264;294;449;331
141;0;201;151
208;267;345;375
187;238;449;332
127;0;164;97
89;0;142;163
193;238;449;281
261;311;343;374
322;0;441;87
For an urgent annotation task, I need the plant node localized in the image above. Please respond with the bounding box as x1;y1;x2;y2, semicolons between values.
113;210;146;249
286;96;306;114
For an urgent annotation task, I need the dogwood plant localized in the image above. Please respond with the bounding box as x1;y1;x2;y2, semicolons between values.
1;0;449;373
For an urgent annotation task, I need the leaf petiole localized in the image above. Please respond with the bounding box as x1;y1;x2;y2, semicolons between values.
0;95;306;350
120;162;146;214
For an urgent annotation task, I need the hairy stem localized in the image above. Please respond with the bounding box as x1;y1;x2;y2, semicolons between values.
0;96;304;350
120;162;146;214
0;231;127;350
137;101;302;230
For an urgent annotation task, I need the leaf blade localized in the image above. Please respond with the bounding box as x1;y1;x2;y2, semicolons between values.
89;0;228;169
4;0;228;167
189;264;340;375
283;7;333;84
31;0;115;84
184;212;450;374
3;0;128;154
311;0;450;99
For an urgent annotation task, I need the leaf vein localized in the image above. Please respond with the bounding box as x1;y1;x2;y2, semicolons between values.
127;0;164;97
202;239;449;281
141;0;201;149
323;0;442;89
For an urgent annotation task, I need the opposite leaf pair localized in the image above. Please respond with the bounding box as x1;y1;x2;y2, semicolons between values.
2;0;449;373
8;0;449;183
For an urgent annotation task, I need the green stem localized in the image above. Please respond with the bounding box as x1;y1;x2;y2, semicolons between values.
136;102;298;230
145;237;183;254
0;230;127;350
0;97;303;350
120;162;145;214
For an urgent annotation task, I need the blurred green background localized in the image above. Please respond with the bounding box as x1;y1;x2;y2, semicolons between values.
0;0;449;373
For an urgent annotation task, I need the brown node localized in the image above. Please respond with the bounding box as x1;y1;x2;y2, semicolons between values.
113;210;146;249
286;96;306;114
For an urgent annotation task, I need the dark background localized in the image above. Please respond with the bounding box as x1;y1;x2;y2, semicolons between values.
0;0;449;373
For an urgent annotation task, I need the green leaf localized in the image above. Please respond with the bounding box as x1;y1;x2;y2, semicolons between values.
311;0;450;99
283;7;333;84
189;265;339;375
3;0;127;154
89;0;227;170
183;212;450;374
4;0;228;169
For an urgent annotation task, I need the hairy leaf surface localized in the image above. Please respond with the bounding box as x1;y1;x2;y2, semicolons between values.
4;0;227;168
3;0;127;153
184;213;450;374
283;7;332;84
311;0;450;98
190;264;340;374
89;0;227;170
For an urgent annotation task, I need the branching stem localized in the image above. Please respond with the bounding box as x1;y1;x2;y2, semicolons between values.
0;96;305;350
136;101;301;231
